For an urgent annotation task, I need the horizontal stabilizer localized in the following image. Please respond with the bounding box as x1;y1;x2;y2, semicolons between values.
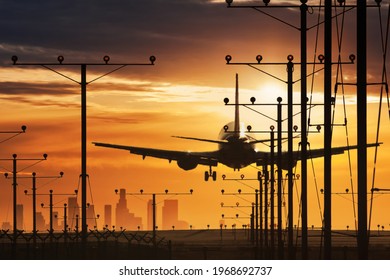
172;136;228;145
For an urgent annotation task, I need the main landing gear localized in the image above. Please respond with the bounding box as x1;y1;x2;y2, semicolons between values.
204;166;217;181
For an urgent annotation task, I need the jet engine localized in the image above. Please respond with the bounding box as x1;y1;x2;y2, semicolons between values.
177;157;198;170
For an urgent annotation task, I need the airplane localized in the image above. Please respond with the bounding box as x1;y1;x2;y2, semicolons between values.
93;74;381;181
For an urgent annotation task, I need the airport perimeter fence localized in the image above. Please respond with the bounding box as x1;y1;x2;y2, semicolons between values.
0;229;171;260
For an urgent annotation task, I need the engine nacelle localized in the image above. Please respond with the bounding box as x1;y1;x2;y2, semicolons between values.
177;157;198;171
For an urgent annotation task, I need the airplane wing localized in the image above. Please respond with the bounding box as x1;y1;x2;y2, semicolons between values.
255;143;381;168
92;142;219;167
296;143;381;161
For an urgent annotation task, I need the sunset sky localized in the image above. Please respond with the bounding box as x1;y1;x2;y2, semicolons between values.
0;0;389;232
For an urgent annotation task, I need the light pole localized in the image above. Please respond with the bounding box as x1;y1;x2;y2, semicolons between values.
19;171;63;243
12;54;156;246
2;153;47;243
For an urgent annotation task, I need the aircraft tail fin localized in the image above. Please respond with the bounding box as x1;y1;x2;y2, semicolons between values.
234;73;240;137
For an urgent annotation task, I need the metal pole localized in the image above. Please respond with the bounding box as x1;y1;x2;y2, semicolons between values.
251;204;255;244
300;0;308;260
49;190;53;236
12;154;17;243
255;189;259;249
259;173;263;252
32;172;37;245
64;203;67;234
81;64;88;245
270;128;275;258
153;193;156;246
263;163;268;252
277;97;284;259
357;0;368;260
324;0;333;260
287;57;294;258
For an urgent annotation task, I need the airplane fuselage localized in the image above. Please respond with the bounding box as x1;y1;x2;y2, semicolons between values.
217;121;257;170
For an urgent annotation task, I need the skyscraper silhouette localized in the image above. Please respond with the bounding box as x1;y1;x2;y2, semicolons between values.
115;189;143;230
162;199;188;230
104;204;112;229
162;200;178;230
68;197;80;230
36;211;46;231
86;204;97;229
16;204;24;230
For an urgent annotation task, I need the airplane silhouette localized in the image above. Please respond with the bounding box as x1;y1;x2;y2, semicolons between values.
93;74;380;181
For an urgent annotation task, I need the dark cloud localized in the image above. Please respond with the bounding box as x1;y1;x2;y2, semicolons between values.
0;0;387;88
0;81;77;95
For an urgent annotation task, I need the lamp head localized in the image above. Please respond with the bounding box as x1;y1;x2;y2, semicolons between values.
225;55;232;64
103;55;110;64
57;56;64;64
11;55;18;65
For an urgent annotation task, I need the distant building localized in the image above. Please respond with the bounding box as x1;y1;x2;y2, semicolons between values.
68;197;80;230
86;204;97;229
162;200;178;230
16;204;24;230
104;205;112;229
115;188;143;230
162;199;188;230
36;212;46;232
1;222;11;231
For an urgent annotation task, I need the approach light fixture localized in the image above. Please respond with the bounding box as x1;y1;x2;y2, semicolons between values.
318;54;325;63
287;55;294;62
240;174;245;180
21;125;27;132
103;55;110;64
270;125;275;131
349;54;356;63
224;98;230;105
225;55;232;64
250;97;256;104
293;125;298;132
256;55;263;63
57;56;64;64
226;0;233;6
149;56;156;64
221;189;225;194
263;0;271;6
11;55;18;64
277;97;282;103
247;125;252;132
222;174;226;180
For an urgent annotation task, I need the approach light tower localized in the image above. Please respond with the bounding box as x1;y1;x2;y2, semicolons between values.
12;55;156;246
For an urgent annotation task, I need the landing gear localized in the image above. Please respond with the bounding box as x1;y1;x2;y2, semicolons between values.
204;167;217;181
